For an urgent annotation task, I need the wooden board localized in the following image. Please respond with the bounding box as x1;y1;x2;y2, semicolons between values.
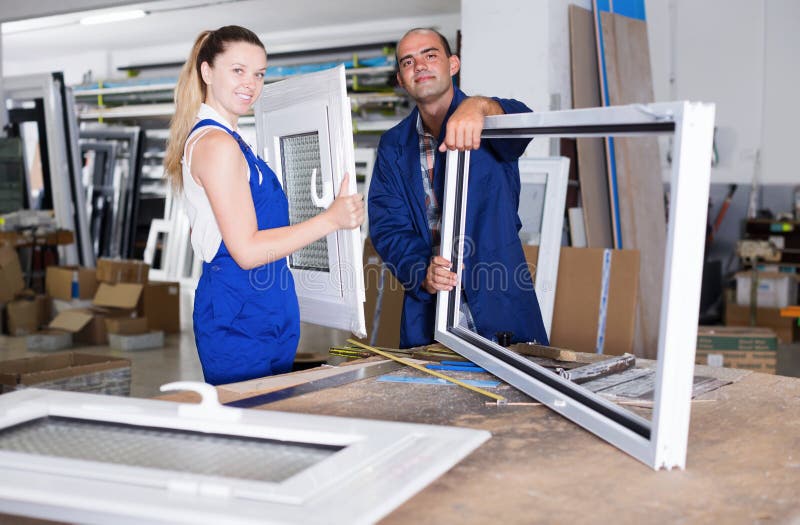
600;11;666;359
156;357;396;404
569;5;613;249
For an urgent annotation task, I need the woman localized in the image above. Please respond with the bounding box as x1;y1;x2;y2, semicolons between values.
164;26;364;385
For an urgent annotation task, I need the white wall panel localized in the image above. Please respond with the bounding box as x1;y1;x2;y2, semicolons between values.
761;0;800;186
647;0;799;185
460;0;589;157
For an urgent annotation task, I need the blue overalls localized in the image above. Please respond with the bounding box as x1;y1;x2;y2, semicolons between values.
190;118;300;386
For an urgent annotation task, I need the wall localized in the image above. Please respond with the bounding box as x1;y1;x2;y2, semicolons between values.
3;14;459;86
5;50;111;85
761;0;800;187
646;0;800;185
460;0;591;158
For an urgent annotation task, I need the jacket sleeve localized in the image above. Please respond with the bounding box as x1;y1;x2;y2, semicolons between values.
368;145;435;303
484;97;533;161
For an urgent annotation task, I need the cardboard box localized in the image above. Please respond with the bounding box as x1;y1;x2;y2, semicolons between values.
6;294;49;336
0;352;131;395
357;239;404;349
105;316;149;335
139;281;181;334
725;297;799;343
49;308;118;345
46;266;98;301
93;282;144;312
735;272;798;309
544;247;640;356
49;309;93;334
695;335;777;374
96;257;150;284
697;326;778;352
0;244;24;303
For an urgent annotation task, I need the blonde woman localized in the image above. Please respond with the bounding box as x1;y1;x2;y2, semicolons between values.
164;26;364;385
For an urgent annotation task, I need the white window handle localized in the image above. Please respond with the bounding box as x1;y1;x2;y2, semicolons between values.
160;381;242;421
310;168;334;208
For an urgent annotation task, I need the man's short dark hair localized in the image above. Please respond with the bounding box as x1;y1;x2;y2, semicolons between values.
395;28;453;69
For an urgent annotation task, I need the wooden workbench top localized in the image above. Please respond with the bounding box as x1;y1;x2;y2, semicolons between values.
214;366;799;524
154;359;799;523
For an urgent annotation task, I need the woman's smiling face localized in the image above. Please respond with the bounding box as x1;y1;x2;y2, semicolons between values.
201;40;267;124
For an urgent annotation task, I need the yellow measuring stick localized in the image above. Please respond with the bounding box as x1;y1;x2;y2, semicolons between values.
346;339;506;404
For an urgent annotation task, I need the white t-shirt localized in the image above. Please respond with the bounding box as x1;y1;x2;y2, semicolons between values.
181;104;250;262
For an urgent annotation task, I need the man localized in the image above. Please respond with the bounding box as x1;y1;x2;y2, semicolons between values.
368;28;549;349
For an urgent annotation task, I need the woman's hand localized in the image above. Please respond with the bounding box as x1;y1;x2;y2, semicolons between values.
325;172;365;230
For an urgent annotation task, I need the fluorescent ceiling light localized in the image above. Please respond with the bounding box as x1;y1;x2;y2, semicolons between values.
1;16;73;35
80;9;147;25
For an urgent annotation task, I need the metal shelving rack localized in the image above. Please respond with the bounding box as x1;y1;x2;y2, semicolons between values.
73;66;408;130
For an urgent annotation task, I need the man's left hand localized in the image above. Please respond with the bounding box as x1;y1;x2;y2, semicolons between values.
438;97;504;152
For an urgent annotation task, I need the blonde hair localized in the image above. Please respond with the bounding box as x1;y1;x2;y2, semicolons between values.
164;26;266;192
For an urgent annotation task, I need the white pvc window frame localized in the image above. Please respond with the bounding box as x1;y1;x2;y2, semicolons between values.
3;73;93;266
255;65;366;337
517;157;570;337
354;147;377;241
0;386;488;525
435;102;715;470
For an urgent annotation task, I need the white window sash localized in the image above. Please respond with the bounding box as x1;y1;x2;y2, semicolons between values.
0;387;488;524
255;65;366;337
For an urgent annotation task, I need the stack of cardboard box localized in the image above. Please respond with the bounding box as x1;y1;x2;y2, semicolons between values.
696;326;778;374
725;289;799;344
0;247;180;351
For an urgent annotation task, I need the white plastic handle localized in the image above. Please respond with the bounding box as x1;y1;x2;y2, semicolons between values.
160;381;242;422
310;168;334;208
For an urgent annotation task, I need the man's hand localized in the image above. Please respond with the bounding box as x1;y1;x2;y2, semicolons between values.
422;255;458;294
438;96;504;152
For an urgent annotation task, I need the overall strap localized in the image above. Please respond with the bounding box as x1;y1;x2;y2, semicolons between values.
190;118;264;185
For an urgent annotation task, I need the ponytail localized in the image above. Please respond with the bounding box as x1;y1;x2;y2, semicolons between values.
164;31;211;192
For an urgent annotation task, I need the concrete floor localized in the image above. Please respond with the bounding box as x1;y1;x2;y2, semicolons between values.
1;322;798;399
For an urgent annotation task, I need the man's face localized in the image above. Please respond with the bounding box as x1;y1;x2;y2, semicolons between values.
396;30;459;104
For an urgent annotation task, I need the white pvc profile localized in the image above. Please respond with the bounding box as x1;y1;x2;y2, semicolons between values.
3;73;93;266
0;387;488;524
354;147;376;241
435;102;715;470
517;157;570;337
255;65;366;338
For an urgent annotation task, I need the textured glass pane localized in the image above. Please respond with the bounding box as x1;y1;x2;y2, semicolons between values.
518;180;545;245
0;417;342;483
281;132;330;272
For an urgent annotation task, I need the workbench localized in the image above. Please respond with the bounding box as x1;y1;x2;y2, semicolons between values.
161;360;800;523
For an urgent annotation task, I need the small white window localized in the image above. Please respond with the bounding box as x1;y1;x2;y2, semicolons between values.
517;157;570;337
255;66;366;337
0;386;489;524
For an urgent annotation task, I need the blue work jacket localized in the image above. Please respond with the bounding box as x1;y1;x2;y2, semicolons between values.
368;87;550;349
